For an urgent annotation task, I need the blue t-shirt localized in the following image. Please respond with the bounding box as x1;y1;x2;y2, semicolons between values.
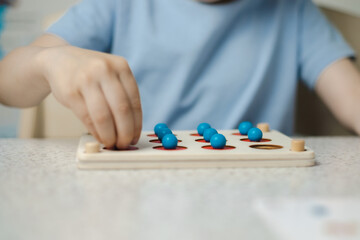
48;0;354;134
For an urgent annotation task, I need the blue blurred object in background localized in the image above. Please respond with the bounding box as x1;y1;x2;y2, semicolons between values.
0;3;19;138
0;5;7;58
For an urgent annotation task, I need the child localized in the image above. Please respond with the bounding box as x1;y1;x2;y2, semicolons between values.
0;0;359;149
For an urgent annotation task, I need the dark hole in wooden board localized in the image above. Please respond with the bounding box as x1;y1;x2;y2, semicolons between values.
149;139;182;143
241;138;272;142
249;144;283;150
202;145;236;150
153;146;187;151
103;146;139;151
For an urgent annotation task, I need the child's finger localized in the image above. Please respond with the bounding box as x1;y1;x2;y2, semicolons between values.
100;75;135;149
114;58;142;144
68;93;101;142
118;73;142;144
82;84;117;148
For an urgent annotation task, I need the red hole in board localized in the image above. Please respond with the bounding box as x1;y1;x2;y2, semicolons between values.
240;138;271;142
147;134;157;137
232;133;247;136
202;145;235;150
149;139;182;143
190;133;201;136
195;139;207;143
153;146;187;151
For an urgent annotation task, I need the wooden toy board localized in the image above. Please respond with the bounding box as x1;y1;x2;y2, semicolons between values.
76;130;315;169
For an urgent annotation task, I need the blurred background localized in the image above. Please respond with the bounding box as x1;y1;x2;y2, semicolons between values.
0;0;83;138
0;0;359;138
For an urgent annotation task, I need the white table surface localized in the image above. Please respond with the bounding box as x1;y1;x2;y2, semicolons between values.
0;137;360;240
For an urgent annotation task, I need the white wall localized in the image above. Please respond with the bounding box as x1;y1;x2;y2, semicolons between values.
2;0;78;53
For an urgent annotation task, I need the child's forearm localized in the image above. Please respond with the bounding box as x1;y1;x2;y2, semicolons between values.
0;34;143;149
0;45;50;107
315;58;360;135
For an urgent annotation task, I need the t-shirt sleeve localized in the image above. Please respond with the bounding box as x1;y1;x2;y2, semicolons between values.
298;0;355;89
47;0;115;52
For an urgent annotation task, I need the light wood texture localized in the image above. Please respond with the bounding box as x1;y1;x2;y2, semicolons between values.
257;123;270;132
291;139;305;152
77;130;315;169
18;94;87;138
18;107;39;138
85;142;100;153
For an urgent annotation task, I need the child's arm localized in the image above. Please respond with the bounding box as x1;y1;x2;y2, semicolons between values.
0;34;142;149
315;58;360;135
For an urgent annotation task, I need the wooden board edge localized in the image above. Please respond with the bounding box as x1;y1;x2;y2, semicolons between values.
76;158;316;170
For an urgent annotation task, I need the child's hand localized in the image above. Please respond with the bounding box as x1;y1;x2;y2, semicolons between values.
40;45;142;149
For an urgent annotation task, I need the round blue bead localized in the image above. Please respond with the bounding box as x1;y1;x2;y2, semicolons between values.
162;134;178;149
238;121;253;135
210;134;226;149
158;128;172;141
197;123;211;136
248;127;263;142
203;128;218;142
154;123;168;136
